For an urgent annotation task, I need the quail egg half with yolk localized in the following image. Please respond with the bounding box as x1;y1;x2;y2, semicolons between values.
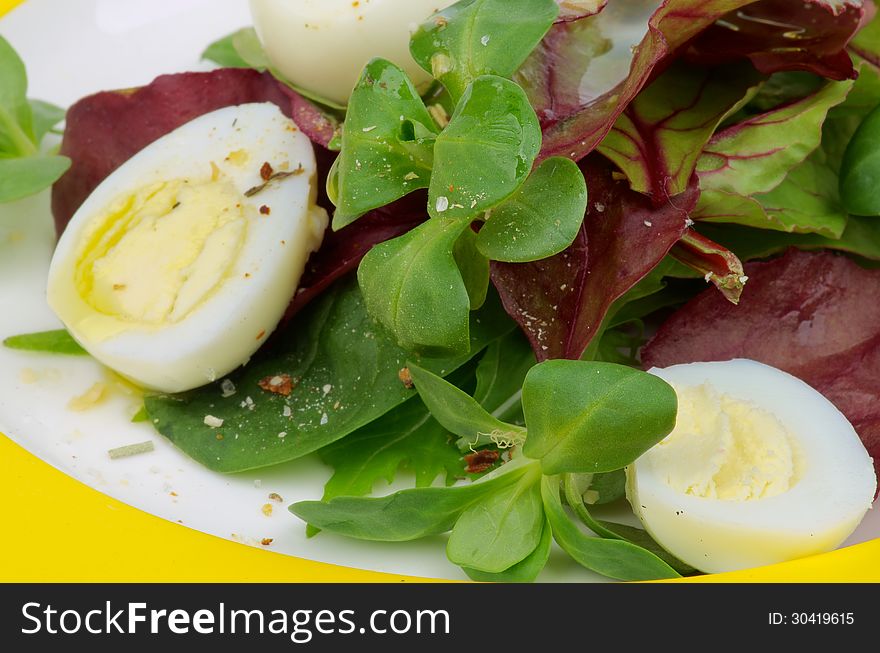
627;359;877;574
47;103;328;393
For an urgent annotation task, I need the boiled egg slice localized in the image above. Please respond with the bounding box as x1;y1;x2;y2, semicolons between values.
249;0;457;105
627;359;876;574
47;103;327;393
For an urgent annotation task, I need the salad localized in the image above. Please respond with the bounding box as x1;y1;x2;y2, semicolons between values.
1;0;879;582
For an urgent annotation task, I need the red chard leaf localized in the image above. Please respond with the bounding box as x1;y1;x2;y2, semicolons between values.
596;61;763;205
522;0;763;162
524;0;868;163
642;249;880;479
555;0;608;22
490;155;697;361
685;0;869;81
52;68;335;235
670;229;747;304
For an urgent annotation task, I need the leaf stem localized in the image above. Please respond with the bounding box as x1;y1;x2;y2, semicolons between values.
0;105;37;156
562;473;619;540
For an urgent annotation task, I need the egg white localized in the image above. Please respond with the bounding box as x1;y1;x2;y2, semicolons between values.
628;359;877;574
47;103;327;393
249;0;457;105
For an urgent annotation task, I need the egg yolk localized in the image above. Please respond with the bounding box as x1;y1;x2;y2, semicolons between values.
73;177;247;331
645;383;800;501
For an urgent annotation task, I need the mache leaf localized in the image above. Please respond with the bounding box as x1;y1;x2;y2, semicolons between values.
429;75;541;221
461;517;551;582
0;155;70;204
28;99;65;144
447;471;544;573
522;360;677;475
290;457;535;541
332;58;438;229
0;34;30;135
200;29;251;68
475;156;587;263
317;396;464;503
408;363;526;449
357;216;473;355
541;476;679;581
409;0;559;102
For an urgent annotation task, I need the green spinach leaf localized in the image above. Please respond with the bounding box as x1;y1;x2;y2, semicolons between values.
476;157;587;263
522;360;677;475
145;277;513;472
840;104;880;216
317;396;464;503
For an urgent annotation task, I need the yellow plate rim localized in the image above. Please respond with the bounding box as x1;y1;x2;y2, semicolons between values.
1;0;877;583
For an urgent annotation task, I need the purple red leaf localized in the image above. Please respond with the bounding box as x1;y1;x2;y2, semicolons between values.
490;155;698;361
685;0;869;81
642;249;880;479
525;0;869;163
51;68;335;235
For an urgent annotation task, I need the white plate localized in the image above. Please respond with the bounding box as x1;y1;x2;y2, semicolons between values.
1;0;877;582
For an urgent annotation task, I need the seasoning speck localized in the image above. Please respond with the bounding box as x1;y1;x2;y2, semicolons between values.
220;379;237;398
204;415;224;428
258;373;295;396
464;449;500;474
398;367;414;389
